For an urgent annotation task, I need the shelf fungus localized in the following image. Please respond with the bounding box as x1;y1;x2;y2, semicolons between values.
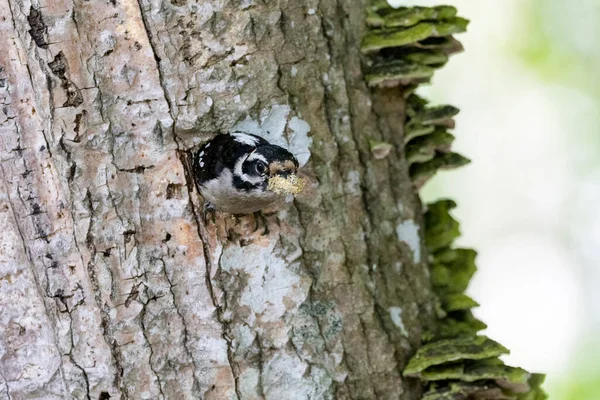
361;4;467;89
405;129;455;165
404;335;510;375
440;293;480;313
366;5;458;29
369;140;394;159
424;199;461;252
361;19;469;54
404;336;544;399
409;195;546;398
362;2;547;398
402;95;467;186
410;152;471;188
365;59;434;87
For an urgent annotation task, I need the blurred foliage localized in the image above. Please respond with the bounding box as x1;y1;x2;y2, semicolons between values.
515;0;600;94
549;338;600;400
516;2;600;398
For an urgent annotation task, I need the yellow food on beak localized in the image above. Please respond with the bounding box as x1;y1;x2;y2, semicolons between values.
267;174;306;195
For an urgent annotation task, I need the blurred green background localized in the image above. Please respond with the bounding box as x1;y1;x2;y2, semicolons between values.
393;1;600;398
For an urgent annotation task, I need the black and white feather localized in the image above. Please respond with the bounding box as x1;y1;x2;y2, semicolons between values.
193;133;299;214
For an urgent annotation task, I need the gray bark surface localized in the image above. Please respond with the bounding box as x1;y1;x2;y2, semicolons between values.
0;1;435;399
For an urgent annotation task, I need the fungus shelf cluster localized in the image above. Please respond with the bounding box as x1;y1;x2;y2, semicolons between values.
362;2;547;399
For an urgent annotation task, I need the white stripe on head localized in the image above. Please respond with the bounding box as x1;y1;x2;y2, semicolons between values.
246;152;268;164
232;133;260;146
234;152;264;185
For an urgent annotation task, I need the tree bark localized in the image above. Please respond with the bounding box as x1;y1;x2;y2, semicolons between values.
0;1;437;399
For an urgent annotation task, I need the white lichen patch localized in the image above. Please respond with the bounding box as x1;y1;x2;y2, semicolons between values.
219;239;311;337
231;105;313;167
345;170;361;195
396;219;421;264
262;353;332;400
389;307;409;337
394;262;403;273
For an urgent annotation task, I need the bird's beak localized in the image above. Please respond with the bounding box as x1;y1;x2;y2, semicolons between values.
275;170;291;179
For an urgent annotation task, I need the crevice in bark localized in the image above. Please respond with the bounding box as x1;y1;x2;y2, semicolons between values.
188;194;242;399
0;369;11;400
134;0;177;127
27;6;49;49
155;255;202;395
135;1;240;395
67;332;92;400
139;293;167;400
47;52;83;108
83;188;128;398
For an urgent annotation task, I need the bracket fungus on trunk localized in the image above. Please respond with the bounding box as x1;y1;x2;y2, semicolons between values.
361;2;547;399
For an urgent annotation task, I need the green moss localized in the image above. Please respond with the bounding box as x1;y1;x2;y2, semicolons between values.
410;152;471;188
405;129;455;165
403;335;509;376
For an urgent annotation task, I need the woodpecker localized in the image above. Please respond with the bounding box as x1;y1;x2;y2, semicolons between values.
193;132;301;215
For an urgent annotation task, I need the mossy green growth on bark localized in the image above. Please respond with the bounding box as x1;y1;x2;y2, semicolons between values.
361;2;547;399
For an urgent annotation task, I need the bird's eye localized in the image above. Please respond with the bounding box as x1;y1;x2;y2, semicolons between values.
255;161;268;175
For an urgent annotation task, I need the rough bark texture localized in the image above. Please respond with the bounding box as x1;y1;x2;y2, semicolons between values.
0;1;436;399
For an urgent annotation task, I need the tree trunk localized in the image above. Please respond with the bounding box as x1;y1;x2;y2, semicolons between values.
0;1;457;399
